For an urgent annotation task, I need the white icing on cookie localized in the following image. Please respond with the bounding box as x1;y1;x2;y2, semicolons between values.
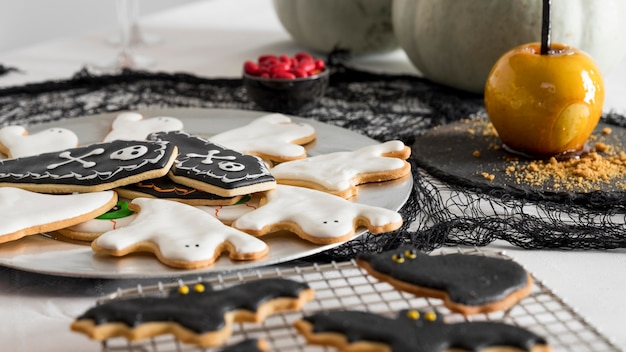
0;125;79;158
209;113;316;161
93;197;269;267
64;214;137;234
103;112;184;142
0;187;117;243
270;141;409;194
232;185;403;244
196;196;260;224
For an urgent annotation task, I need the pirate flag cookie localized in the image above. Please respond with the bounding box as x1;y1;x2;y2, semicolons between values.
0;139;177;193
71;278;315;348
295;309;551;352
149;131;275;197
356;248;533;315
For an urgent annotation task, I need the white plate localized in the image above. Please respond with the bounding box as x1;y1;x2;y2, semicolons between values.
0;108;412;279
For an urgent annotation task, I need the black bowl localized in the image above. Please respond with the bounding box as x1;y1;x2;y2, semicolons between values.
243;69;329;114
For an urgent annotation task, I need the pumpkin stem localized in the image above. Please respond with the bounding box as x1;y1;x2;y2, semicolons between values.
541;0;551;55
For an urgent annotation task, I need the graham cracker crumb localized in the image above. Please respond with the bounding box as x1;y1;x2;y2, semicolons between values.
481;172;495;181
602;127;612;135
472;150;481;158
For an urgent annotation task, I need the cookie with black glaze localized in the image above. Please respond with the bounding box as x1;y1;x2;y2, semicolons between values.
295;309;551;352
149;131;275;197
0;139;177;193
219;338;268;352
357;248;533;315
71;278;314;347
116;175;243;206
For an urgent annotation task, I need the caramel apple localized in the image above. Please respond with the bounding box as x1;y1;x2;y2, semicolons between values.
484;0;604;157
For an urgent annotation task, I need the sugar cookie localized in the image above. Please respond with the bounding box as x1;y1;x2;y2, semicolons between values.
0;187;118;244
270;140;411;198
196;195;260;225
0;125;79;158
91;197;269;269
295;309;551;352
209;113;316;163
103;112;183;142
357;247;533;315
232;185;403;244
149;130;276;197
116;176;243;206
72;278;314;347
56;201;137;241
0;140;177;193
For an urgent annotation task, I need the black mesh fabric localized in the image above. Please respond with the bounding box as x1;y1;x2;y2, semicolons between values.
1;63;625;262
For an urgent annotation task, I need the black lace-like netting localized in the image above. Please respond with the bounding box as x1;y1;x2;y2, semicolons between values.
1;64;625;262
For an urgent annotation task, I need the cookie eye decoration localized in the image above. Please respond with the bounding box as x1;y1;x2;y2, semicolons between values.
406;310;420;320
392;253;405;263
178;285;190;295
194;284;205;293
96;201;134;220
404;249;417;259
424;311;437;322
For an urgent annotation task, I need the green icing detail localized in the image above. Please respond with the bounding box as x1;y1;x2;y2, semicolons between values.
97;201;134;220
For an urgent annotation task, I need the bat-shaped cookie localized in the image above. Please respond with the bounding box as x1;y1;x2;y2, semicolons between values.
295;309;551;352
72;278;314;347
357;247;533;315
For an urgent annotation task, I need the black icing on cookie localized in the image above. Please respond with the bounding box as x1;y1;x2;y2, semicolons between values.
357;248;531;314
116;175;242;205
296;309;549;352
0;140;176;193
72;278;312;345
219;338;268;352
149;131;275;197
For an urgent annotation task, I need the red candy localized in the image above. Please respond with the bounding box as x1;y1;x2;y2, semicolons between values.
244;52;326;79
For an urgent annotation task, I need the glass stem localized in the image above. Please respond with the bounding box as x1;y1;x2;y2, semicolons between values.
116;0;135;68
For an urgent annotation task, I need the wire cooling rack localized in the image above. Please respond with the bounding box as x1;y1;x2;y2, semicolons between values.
94;247;621;352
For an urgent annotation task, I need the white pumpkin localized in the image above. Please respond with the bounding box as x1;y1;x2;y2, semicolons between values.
392;0;626;93
273;0;398;55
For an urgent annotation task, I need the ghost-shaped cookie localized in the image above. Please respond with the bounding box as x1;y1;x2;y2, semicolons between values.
0;187;118;244
231;185;403;244
92;197;269;269
0;125;79;158
270;140;411;199
209;113;316;163
103;112;184;142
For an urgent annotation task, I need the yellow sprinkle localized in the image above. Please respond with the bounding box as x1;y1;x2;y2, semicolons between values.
194;283;205;293
404;250;417;259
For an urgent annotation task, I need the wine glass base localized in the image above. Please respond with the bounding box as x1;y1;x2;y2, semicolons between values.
107;32;162;47
89;54;155;73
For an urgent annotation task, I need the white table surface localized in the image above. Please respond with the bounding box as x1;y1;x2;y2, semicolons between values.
1;0;625;350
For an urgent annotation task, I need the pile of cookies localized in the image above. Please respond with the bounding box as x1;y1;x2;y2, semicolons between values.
71;248;552;351
0;112;410;269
